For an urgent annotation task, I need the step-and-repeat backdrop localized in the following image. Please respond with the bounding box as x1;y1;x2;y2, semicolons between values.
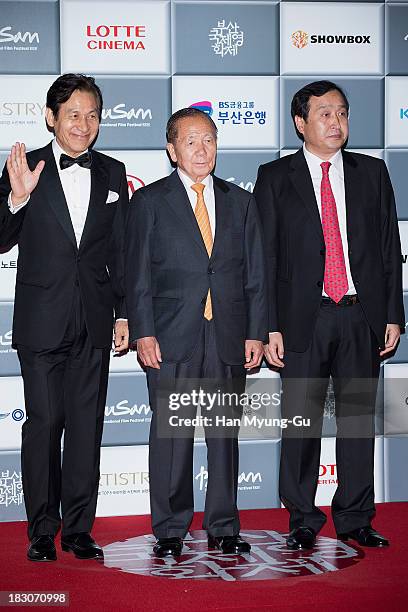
1;0;408;522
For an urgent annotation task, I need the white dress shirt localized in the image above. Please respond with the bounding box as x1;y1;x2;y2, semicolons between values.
52;139;91;246
177;168;216;237
9;139;91;247
303;144;356;296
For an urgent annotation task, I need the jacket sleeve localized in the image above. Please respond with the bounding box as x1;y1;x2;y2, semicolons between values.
0;161;26;250
379;159;405;330
125;187;156;344
253;164;279;333
107;163;129;320
243;192;269;342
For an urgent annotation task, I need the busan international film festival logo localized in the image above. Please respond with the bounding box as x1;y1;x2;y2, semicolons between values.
0;25;39;52
101;104;152;128
190;101;266;128
0;468;24;510
208;20;244;57
0;326;13;355
291;30;371;48
104;530;362;581
195;465;262;493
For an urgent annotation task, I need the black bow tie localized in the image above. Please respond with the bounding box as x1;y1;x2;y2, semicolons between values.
59;151;92;170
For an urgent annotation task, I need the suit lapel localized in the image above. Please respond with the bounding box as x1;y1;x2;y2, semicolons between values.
164;171;208;257
210;176;230;261
289;148;324;243
78;150;109;251
342;151;361;241
40;143;77;248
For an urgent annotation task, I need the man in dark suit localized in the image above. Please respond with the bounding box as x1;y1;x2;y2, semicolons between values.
0;74;129;561
254;81;404;550
125;108;267;557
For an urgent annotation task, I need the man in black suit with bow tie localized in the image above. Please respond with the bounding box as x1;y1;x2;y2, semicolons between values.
125;108;268;557
0;74;129;561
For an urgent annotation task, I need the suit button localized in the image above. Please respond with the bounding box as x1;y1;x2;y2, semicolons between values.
317;281;323;288
348;249;352;255
75;279;79;286
320;250;325;256
355;280;359;286
208;266;215;274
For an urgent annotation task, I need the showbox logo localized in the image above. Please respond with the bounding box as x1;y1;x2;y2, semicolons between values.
400;109;408;120
208;20;244;57
292;30;371;48
86;24;146;51
291;30;308;49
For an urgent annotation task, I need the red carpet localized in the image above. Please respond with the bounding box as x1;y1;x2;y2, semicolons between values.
1;504;407;611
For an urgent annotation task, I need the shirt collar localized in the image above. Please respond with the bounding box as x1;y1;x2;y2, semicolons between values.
177;168;213;194
52;138;89;171
303;143;344;179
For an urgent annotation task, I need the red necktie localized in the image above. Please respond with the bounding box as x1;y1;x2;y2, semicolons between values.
320;161;348;303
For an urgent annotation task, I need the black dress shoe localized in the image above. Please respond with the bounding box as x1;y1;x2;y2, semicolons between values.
153;537;183;557
338;526;389;547
286;527;316;550
208;534;251;554
27;535;57;562
61;532;104;559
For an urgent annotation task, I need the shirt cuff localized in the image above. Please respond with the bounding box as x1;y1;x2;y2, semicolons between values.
8;192;30;213
116;318;128;322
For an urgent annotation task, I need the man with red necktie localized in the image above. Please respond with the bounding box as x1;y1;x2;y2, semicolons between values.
254;81;404;550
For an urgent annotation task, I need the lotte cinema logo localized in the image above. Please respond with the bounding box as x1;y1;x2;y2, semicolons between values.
86;25;146;51
292;30;308;49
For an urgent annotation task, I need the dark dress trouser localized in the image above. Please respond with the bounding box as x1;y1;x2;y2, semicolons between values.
279;299;380;535
17;288;110;540
147;319;246;539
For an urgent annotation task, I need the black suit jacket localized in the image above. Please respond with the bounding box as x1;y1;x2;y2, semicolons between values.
125;170;268;365
0;142;128;349
254;148;405;352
